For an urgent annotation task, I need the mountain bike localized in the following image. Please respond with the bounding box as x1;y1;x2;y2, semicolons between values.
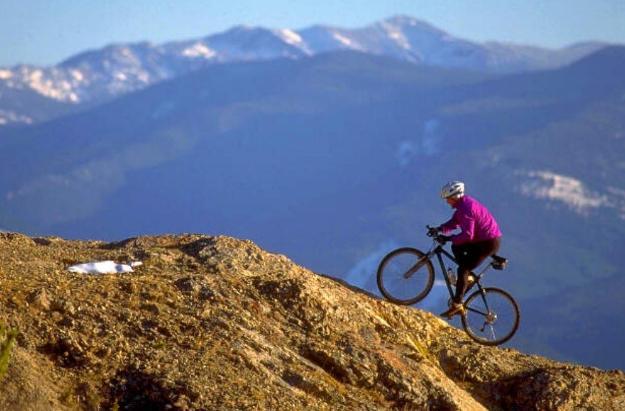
376;226;520;345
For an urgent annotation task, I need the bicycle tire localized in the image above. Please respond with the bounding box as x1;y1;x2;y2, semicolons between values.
377;247;434;305
461;287;520;346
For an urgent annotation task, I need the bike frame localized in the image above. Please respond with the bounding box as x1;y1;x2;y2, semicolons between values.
378;228;519;344
421;238;494;304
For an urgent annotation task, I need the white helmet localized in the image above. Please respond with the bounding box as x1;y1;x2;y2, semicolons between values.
441;181;465;199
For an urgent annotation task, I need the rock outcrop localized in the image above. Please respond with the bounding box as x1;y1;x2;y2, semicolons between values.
0;232;623;410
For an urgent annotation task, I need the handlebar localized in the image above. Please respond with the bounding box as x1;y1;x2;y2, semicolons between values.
426;225;450;243
426;225;438;237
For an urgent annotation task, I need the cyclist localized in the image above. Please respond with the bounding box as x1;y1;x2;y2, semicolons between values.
436;181;502;318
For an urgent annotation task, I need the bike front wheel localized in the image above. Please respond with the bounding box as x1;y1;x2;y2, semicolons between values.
461;287;520;346
377;248;434;305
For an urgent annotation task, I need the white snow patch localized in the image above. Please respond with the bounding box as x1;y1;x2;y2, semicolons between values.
19;68;81;101
332;32;358;48
182;43;216;58
0;69;13;80
390;32;411;49
383;25;411;50
68;260;143;275
519;171;609;213
278;29;303;45
70;70;84;82
28;69;43;82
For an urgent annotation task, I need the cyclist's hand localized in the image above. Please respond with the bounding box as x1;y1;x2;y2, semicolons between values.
427;226;440;237
436;234;452;243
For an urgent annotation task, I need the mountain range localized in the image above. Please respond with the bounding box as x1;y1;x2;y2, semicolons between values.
0;17;624;371
0;15;608;127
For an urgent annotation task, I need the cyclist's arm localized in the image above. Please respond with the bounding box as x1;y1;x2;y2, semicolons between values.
439;211;459;233
451;214;475;244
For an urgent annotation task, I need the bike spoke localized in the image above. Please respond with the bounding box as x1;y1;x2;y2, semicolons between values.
466;306;488;316
461;287;519;346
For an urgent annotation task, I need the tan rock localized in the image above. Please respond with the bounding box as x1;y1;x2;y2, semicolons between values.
27;289;51;311
0;233;622;410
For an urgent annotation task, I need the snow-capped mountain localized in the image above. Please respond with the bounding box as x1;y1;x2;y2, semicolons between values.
518;170;625;218
0;15;609;126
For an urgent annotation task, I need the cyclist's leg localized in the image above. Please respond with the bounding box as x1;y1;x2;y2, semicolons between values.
451;243;474;303
440;243;474;317
459;238;501;270
453;238;501;302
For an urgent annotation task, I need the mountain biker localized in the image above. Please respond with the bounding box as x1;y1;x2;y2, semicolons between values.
436;181;502;318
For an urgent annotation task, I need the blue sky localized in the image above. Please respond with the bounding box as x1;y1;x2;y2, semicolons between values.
2;0;624;67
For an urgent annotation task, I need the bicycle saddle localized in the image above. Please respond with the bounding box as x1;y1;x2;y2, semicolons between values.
491;255;508;270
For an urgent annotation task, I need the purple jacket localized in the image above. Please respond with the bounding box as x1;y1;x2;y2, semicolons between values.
440;195;502;245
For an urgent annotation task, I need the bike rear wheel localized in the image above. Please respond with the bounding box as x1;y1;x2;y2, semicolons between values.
377;248;434;305
461;287;520;346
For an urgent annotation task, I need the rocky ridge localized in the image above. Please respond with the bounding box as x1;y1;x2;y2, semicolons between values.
0;232;623;410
